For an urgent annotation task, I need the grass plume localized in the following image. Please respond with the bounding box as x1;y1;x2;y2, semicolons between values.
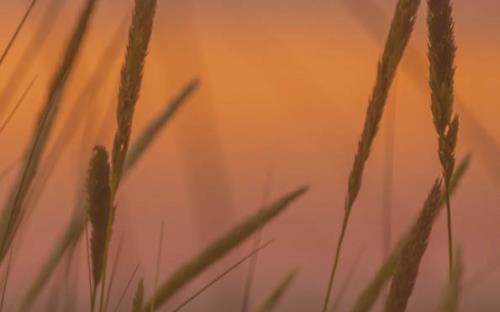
100;0;158;310
256;270;298;312
322;0;422;310
142;186;308;311
111;0;158;188
427;0;459;277
86;146;112;306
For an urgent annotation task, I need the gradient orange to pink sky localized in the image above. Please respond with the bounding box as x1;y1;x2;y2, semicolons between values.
1;0;500;310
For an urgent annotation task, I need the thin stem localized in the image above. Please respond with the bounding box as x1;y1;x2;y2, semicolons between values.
151;222;165;312
444;183;453;279
241;171;273;312
322;211;350;312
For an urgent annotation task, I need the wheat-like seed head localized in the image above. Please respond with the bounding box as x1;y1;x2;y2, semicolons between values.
111;0;157;190
86;146;112;287
428;0;458;185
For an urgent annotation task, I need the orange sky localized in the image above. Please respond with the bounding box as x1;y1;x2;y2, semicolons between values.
0;0;500;310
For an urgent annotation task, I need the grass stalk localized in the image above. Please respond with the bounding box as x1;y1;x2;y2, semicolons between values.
322;1;422;310
99;1;158;311
427;0;459;279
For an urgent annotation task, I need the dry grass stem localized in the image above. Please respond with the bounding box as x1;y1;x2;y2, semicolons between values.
322;1;422;310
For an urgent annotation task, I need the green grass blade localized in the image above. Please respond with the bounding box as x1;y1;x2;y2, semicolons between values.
142;186;308;311
125;79;200;171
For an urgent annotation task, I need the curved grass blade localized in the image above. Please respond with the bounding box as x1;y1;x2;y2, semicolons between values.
125;78;200;171
172;241;273;312
142;186;308;311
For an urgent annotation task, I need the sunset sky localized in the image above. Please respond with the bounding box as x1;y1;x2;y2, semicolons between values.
0;0;499;310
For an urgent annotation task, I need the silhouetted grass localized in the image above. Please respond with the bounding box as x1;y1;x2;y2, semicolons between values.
322;0;422;310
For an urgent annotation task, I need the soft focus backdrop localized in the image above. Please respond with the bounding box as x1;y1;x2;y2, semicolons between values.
0;0;499;310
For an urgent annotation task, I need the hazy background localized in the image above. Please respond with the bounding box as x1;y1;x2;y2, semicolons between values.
0;0;499;310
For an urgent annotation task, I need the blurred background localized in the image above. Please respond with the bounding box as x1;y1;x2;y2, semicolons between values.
0;0;499;310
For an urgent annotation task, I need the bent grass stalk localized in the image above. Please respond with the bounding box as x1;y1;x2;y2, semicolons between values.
141;186;308;311
99;0;158;311
322;0;422;310
427;0;459;278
